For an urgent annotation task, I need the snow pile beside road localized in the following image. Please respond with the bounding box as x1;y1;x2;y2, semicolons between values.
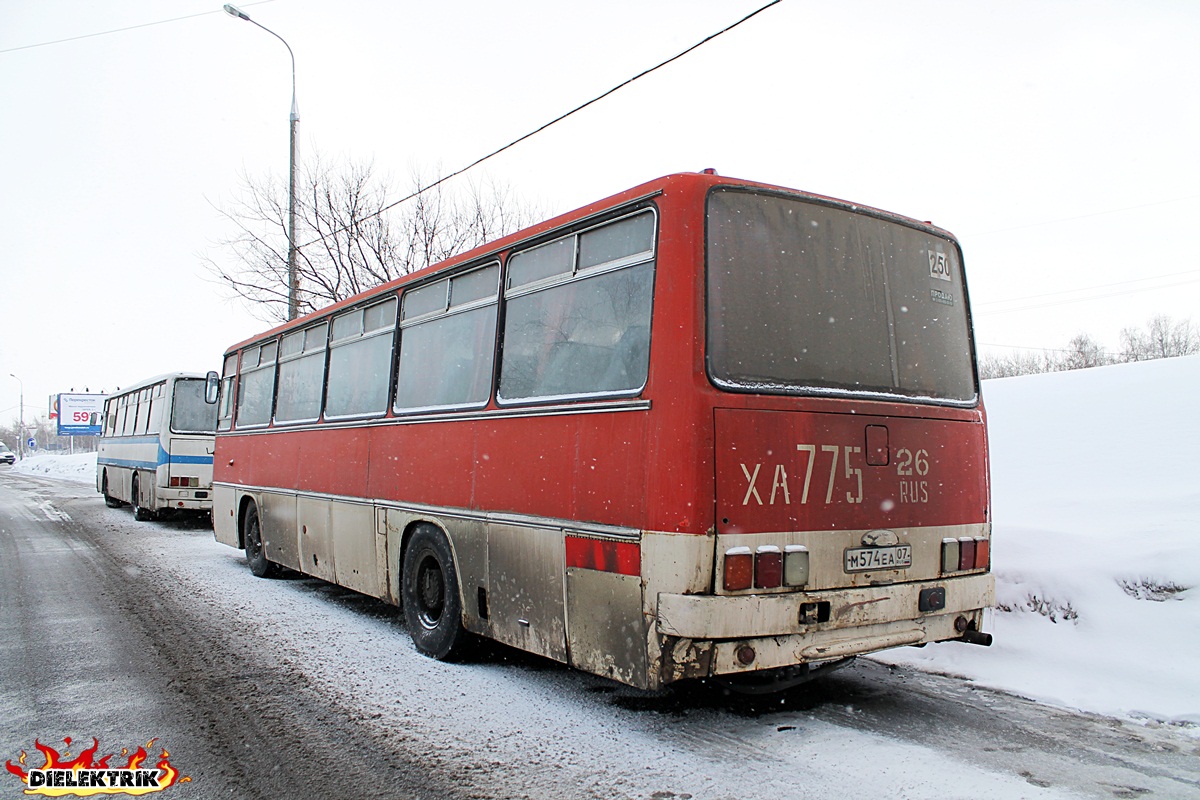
10;451;97;485
874;354;1200;730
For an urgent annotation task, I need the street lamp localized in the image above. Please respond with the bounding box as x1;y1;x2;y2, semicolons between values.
9;373;23;460
223;3;301;320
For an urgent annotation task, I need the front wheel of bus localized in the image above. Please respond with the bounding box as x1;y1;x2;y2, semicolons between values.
243;504;278;579
402;525;471;661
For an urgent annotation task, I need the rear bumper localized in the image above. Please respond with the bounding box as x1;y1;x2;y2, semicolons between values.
655;573;993;679
157;488;213;511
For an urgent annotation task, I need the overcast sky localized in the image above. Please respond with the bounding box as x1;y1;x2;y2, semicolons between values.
3;0;1198;426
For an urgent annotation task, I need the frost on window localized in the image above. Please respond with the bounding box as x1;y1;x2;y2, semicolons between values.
395;265;499;412
326;298;397;418
275;322;327;423
706;189;975;403
172;378;218;434
500;261;652;402
499;211;655;403
236;342;277;427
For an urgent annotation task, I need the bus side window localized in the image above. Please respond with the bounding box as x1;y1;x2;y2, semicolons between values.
104;400;116;436
326;297;397;419
394;264;499;413
498;210;655;403
275;324;326;423
135;387;152;435
218;353;237;431
236;342;277;427
148;383;165;433
121;395;137;436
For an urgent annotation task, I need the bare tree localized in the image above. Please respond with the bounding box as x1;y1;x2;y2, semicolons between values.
206;156;539;321
977;349;1055;379
1053;333;1113;372
1120;315;1199;362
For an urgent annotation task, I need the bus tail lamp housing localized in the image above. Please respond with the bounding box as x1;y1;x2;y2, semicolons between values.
170;476;200;488
725;543;812;591
724;547;753;591
754;545;782;588
942;537;990;574
784;545;809;587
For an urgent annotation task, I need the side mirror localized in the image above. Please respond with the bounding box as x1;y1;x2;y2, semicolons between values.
205;371;220;404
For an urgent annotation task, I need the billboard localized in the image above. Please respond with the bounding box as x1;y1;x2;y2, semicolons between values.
57;393;106;436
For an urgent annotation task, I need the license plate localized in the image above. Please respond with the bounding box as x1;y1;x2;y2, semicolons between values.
844;545;912;572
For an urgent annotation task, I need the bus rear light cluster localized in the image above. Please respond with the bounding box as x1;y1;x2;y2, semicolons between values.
724;545;810;591
942;537;990;573
170;476;199;488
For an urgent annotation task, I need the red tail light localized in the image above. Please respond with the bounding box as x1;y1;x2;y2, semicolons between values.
724;548;753;591
974;538;990;569
754;546;782;588
958;537;976;571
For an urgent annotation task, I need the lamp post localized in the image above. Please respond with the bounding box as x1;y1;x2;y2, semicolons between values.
9;373;23;460
223;4;301;320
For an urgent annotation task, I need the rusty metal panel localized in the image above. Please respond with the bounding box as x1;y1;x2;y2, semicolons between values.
212;485;239;547
487;522;566;662
566;568;647;687
330;500;376;596
297;495;336;583
657;571;994;640
640;531;715;596
260;491;300;571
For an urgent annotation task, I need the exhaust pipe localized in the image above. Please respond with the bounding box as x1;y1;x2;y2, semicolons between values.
961;629;993;647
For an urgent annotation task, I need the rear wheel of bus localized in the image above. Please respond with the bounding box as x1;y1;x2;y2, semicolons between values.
402;524;472;661
131;473;156;521
101;471;123;508
242;503;278;578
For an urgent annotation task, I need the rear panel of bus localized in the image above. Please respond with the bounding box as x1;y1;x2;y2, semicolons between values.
645;179;993;685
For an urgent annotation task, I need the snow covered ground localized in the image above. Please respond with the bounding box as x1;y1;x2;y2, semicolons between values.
11;355;1199;734
873;354;1200;733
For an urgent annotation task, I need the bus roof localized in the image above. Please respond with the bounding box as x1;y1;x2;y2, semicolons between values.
221;171;957;355
106;372;211;400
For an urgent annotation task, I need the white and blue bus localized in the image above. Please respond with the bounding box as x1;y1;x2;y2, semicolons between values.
97;373;217;520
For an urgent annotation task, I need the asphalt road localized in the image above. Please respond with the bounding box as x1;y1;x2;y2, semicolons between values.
0;471;462;800
2;468;1198;800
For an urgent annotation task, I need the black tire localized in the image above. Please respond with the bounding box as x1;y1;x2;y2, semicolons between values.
131;474;155;521
402;524;471;660
102;472;123;508
243;504;278;578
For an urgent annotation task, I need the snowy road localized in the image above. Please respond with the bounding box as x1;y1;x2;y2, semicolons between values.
2;471;1198;800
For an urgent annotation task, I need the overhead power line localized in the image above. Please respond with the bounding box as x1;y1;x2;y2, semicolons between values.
298;0;784;250
974;273;1200;316
974;266;1200;309
0;1;276;54
967;194;1200;238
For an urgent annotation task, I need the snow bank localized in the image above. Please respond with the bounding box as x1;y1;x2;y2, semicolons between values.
9;451;97;485
874;354;1200;730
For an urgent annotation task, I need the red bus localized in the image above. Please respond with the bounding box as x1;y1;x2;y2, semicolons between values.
210;172;993;691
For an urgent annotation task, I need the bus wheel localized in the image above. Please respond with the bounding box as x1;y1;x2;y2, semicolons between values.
242;504;278;579
402;524;471;661
102;472;123;508
131;474;155;521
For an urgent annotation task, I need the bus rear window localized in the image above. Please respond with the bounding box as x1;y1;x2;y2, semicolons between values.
706;189;976;403
172;379;218;433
